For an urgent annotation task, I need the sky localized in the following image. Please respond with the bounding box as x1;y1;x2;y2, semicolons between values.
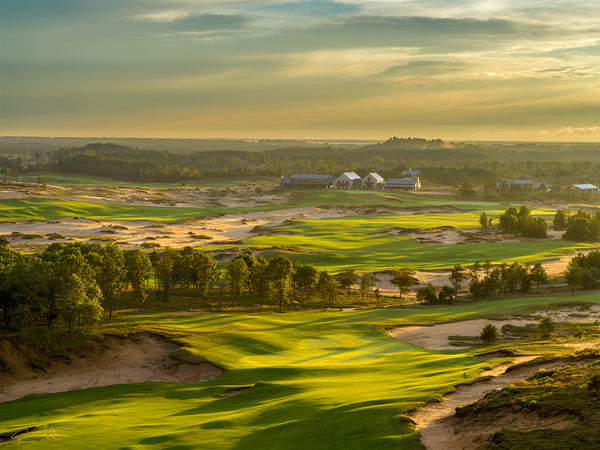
1;0;599;141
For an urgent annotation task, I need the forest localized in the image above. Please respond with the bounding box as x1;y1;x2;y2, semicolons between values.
1;138;599;188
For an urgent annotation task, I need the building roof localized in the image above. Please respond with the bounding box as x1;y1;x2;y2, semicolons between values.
365;172;384;181
573;184;599;190
290;174;333;180
403;169;420;176
508;179;534;185
386;178;418;185
339;172;361;180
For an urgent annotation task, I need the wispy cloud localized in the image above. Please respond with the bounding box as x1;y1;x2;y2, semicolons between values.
556;126;600;137
1;0;599;139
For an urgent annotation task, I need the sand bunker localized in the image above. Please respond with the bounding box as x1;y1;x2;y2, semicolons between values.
0;334;223;403
388;305;600;350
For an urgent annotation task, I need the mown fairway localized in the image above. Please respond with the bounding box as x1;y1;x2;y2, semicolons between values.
2;293;600;449
245;213;591;272
0;190;523;222
2;191;593;274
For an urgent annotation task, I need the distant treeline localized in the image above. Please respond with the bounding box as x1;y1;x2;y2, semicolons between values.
5;137;600;185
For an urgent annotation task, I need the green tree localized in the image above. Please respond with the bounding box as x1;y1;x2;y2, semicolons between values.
479;212;489;232
339;269;359;291
124;249;151;306
480;323;498;344
581;267;600;290
97;243;126;319
392;269;417;298
416;283;437;304
449;264;466;300
498;207;519;234
227;258;249;308
317;270;337;310
460;178;476;199
157;247;176;303
58;273;103;342
538;316;556;338
252;256;272;310
469;262;482;300
438;285;455;305
530;262;548;293
192;252;217;303
553;209;567;231
294;264;319;299
269;256;293;311
564;256;583;295
235;249;258;293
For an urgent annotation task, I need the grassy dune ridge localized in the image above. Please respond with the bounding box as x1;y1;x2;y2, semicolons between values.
0;190;521;222
2;294;600;448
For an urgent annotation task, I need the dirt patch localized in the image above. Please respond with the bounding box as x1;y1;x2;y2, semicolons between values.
0;333;223;403
412;357;593;449
223;386;252;396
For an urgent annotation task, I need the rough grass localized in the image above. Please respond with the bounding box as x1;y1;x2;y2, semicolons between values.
455;357;600;449
2;294;600;449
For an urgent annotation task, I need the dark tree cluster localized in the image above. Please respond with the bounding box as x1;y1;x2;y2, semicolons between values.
562;210;600;242
563;251;600;293
13;138;600;188
497;205;548;238
464;260;547;300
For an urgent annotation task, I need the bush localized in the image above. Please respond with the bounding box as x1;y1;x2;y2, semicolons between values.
480;323;499;344
538;317;556;338
588;373;600;395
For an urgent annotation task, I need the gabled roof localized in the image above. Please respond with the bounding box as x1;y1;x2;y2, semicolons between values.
573;184;599;190
340;172;361;180
365;172;384;181
290;174;333;180
386;178;418;185
403;169;420;176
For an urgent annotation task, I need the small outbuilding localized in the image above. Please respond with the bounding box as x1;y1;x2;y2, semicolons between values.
279;174;335;189
362;172;384;190
572;184;600;196
334;172;362;190
384;177;421;191
402;168;420;177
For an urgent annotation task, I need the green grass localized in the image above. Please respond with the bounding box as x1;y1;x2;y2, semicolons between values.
2;293;600;449
241;214;592;272
0;190;533;223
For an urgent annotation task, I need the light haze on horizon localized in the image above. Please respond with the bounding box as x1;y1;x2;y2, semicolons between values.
1;0;599;141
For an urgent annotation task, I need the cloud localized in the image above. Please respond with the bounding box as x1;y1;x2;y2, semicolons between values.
136;10;191;23
136;12;251;30
556;126;600;137
261;0;362;16
377;60;468;77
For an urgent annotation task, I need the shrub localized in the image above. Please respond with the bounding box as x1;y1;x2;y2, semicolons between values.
538;317;556;338
480;323;499;344
589;373;600;396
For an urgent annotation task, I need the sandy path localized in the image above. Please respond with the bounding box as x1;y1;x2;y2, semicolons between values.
412;357;589;449
0;334;223;403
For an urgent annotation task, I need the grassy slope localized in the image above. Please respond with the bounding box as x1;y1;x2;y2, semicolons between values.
244;212;591;272
2;293;600;449
0;190;519;222
3;191;591;272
